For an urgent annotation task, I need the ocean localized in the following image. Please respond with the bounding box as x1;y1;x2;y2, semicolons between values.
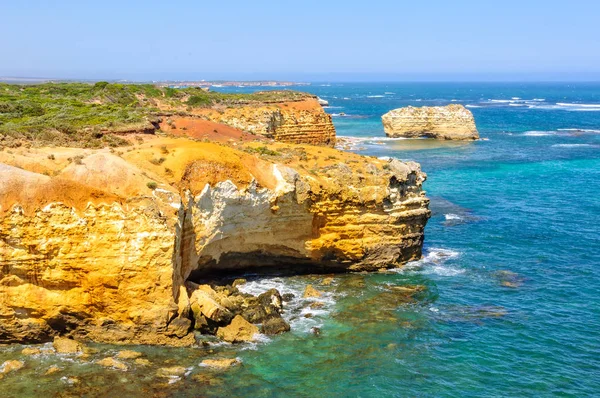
2;83;599;397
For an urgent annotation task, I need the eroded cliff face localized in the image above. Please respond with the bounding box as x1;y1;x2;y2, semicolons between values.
191;98;336;146
382;104;479;140
0;137;429;345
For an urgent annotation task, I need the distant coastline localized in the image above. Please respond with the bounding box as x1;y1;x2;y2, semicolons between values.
0;76;310;87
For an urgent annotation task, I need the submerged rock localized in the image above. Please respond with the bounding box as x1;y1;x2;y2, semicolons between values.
21;347;41;355
156;366;187;378
45;365;62;375
116;350;143;360
134;358;152;366
321;277;335;286
201;358;241;369
96;357;128;371
216;315;259;343
495;270;525;288
0;360;25;376
382;104;479;140
303;285;323;298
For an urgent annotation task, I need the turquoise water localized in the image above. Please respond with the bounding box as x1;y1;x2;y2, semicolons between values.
2;83;600;396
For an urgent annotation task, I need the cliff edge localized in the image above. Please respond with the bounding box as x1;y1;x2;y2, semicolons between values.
0;137;430;345
382;104;479;140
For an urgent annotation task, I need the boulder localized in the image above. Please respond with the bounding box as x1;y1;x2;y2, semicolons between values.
96;357;128;371
135;358;152;366
156;366;187;377
216;315;259;343
166;316;192;338
190;286;233;324
261;316;291;335
382;104;479;140
303;285;323;298
232;278;247;287
45;365;61;375
21;347;41;355
258;289;283;312
321;277;334;286
282;293;295;302
116;350;143;360
53;337;83;354
1;360;25;375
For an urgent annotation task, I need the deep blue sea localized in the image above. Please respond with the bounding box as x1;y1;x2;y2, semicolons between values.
2;83;599;397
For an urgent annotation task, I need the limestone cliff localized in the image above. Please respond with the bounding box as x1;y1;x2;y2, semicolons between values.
0;137;429;345
182;98;336;146
382;104;479;140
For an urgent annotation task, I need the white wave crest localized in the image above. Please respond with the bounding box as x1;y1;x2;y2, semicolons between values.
552;144;595;148
556;103;600;108
522;131;556;136
444;213;463;221
367;95;385;98
236;276;338;335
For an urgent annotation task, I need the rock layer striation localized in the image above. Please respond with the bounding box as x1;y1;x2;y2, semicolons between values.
382;104;479;140
0;138;429;345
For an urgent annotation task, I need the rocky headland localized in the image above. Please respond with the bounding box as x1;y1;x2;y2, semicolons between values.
382;104;479;140
0;83;430;347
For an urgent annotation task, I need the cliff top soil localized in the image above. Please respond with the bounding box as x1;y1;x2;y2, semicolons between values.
0;134;393;215
0;82;319;148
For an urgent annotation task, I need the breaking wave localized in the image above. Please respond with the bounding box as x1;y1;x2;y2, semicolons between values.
236;276;338;335
400;248;465;277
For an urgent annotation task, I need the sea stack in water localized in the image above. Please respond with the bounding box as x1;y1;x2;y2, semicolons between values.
382;104;479;140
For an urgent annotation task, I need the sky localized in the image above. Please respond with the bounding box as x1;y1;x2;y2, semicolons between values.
1;0;599;81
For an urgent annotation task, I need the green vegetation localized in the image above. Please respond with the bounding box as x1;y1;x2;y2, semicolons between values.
0;82;312;147
243;145;281;157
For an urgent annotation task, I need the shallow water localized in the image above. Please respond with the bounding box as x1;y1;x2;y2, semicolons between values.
2;83;600;396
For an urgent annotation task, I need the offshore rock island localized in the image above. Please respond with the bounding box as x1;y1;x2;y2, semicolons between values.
0;83;430;346
382;104;479;140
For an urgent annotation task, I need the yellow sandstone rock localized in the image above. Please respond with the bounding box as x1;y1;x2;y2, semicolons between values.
0;136;430;345
201;358;241;369
303;285;323;298
96;357;128;371
21;347;41;355
382;104;479;140
53;337;83;354
216;315;259;343
45;365;62;375
0;360;25;375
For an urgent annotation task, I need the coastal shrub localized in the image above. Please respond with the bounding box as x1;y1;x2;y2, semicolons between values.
0;82;312;147
186;94;212;107
245;146;280;156
147;181;158;190
94;81;109;90
149;157;166;165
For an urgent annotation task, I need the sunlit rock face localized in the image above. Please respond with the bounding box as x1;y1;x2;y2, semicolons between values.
200;98;337;146
382;104;479;140
0;138;429;345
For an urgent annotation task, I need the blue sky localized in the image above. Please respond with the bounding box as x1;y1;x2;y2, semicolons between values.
1;0;599;81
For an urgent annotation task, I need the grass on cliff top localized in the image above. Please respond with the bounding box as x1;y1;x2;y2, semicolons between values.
0;82;313;148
